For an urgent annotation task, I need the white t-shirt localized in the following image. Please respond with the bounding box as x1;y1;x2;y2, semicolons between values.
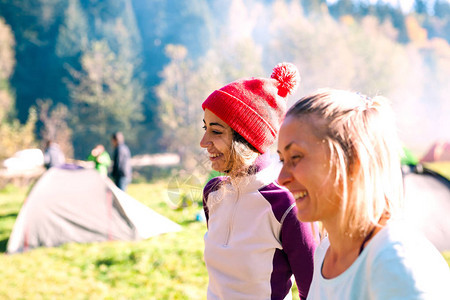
307;222;450;299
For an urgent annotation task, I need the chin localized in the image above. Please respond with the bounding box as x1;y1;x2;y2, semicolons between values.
211;165;224;173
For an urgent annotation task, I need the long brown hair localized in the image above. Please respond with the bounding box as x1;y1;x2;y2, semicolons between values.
224;131;260;178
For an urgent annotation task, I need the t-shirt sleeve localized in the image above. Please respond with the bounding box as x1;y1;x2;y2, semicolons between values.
367;235;450;299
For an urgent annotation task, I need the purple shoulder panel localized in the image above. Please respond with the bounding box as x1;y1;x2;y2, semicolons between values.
258;183;295;223
203;176;225;199
202;176;227;223
260;182;316;300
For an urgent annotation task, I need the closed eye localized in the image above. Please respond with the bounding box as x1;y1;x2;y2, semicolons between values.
281;154;302;167
203;125;223;135
290;155;303;165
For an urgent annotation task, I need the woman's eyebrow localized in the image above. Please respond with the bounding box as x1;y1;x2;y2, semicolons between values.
283;142;294;152
277;142;293;155
209;122;225;128
203;119;225;128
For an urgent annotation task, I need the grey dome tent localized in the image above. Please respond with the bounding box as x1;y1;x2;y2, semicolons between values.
7;167;181;254
403;166;450;252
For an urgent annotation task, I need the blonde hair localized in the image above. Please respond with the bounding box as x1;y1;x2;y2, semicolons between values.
287;89;404;237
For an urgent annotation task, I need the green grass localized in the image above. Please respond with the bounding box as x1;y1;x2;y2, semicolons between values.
0;181;209;299
0;184;30;251
0;178;449;299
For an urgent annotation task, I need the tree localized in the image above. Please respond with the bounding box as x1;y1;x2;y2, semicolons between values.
431;0;450;43
347;16;409;95
301;0;327;15
0;17;15;122
329;0;355;18
155;0;267;170
0;108;37;161
156;35;264;171
405;15;428;45
0;17;37;160
83;0;142;62
414;38;450;148
434;0;450;18
132;0;216;154
156;45;201;170
55;0;89;58
0;0;68;123
388;5;409;43
414;0;428;15
36;99;73;158
266;1;410;102
267;0;355;96
68;40;144;158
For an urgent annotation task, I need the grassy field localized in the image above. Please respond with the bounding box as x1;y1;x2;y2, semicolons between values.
0;181;210;299
0;177;449;299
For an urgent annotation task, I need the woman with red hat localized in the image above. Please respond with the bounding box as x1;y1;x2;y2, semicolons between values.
200;63;317;300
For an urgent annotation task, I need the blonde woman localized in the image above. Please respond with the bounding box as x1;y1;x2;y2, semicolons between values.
200;63;317;300
277;89;450;299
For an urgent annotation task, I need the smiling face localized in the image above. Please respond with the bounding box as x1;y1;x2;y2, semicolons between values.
277;114;341;224
200;109;233;173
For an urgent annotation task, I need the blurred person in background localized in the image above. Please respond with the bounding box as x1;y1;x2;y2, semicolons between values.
43;140;65;169
200;63;317;300
87;144;111;177
277;89;450;299
111;132;132;191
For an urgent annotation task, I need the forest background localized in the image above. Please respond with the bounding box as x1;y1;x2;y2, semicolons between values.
1;0;449;172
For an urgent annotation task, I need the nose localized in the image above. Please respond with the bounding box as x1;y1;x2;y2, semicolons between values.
277;163;292;187
200;132;211;149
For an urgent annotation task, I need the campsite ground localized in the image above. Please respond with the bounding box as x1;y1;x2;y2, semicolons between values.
0;179;449;299
0;181;210;299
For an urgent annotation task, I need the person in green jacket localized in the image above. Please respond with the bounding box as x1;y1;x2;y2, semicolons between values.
87;144;111;177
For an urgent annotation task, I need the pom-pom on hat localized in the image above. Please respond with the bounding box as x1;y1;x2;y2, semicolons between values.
202;62;300;153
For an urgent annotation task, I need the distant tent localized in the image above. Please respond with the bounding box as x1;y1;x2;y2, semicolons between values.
7;167;181;254
403;166;450;252
420;141;450;163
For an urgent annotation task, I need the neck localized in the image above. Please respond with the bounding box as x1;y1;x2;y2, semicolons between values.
323;218;361;256
321;219;381;279
321;219;364;279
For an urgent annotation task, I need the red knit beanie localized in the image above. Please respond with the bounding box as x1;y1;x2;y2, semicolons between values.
202;63;300;154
